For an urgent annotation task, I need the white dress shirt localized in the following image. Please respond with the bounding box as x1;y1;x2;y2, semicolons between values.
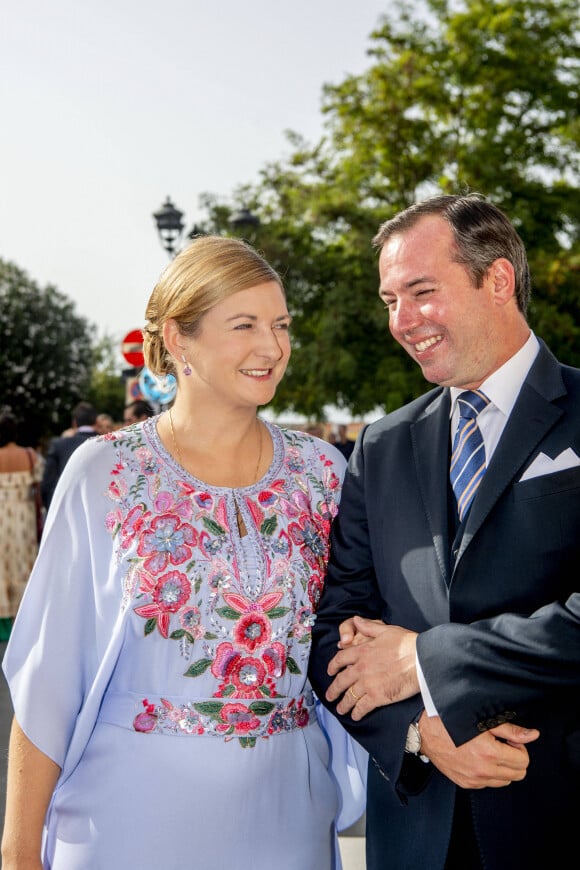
418;330;540;717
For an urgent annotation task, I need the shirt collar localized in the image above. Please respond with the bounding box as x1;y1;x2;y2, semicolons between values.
450;331;540;417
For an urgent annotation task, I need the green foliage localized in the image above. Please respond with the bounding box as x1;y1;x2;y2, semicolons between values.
86;335;126;423
0;258;96;445
229;0;579;416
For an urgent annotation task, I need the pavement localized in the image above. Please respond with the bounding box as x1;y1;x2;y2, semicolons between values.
0;640;365;868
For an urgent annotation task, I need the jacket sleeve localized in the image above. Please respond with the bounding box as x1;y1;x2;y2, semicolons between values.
309;432;432;801
418;594;580;745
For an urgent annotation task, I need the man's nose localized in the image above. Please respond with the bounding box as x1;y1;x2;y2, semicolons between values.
390;299;420;334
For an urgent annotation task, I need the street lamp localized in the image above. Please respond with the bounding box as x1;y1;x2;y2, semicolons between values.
153;197;260;258
230;206;260;232
152;197;185;257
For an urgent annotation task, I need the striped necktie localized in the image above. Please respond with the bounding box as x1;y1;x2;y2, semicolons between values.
450;390;490;521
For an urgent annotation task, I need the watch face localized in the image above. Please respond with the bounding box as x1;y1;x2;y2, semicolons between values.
405;722;421;754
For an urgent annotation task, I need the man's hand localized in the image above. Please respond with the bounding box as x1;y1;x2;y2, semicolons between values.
326;616;419;719
418;713;540;788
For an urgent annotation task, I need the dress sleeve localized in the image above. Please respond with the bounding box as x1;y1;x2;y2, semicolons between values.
3;438;126;771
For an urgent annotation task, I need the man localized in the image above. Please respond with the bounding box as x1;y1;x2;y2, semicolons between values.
95;412;115;434
123;399;154;425
309;194;580;869
333;424;355;460
41;401;98;509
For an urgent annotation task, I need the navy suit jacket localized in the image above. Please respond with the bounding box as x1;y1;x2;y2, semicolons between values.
309;340;580;869
41;429;98;509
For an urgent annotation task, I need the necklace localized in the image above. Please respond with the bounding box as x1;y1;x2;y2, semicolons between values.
168;407;264;485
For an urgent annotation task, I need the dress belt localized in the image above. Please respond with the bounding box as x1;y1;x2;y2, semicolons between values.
98;689;316;742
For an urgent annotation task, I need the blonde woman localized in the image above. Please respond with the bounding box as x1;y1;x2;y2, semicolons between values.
2;236;365;869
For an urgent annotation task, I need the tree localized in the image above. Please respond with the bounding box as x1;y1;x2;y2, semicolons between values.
86;335;126;424
219;0;579;417
0;258;95;445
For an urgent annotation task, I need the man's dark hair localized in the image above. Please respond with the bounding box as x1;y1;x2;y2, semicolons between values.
372;193;531;315
72;401;97;428
126;400;154;419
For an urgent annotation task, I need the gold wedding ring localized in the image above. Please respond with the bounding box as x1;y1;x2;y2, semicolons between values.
348;686;359;702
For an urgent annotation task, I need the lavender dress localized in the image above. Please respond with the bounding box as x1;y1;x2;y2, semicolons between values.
4;418;366;869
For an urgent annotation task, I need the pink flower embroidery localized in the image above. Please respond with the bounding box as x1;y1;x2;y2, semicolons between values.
233;612;271;652
137;513;197;574
120;505;149;550
211;641;285;698
134;570;191;637
308;571;325;610
216;703;261;735
288;513;327;570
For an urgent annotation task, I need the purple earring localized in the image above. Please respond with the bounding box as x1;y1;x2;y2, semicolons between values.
181;355;192;376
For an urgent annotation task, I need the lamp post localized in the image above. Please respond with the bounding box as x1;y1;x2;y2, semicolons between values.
230;206;260;234
152;197;185;257
153;197;260;258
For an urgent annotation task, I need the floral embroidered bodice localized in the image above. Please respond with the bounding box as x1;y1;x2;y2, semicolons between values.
102;417;343;745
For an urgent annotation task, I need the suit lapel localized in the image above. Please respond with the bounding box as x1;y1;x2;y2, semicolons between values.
411;390;453;587
455;342;566;564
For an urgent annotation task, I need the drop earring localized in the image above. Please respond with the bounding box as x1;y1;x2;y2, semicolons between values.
181;355;192;376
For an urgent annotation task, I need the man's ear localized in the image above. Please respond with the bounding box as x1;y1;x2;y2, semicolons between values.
489;258;516;306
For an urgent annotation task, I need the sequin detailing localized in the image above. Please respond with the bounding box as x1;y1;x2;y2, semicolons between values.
104;419;342;746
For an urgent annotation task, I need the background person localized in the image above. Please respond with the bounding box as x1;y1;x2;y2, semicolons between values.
2;235;364;870
95;413;115;434
0;410;43;641
332;424;355;460
123;399;154;425
40;401;98;509
309;193;580;870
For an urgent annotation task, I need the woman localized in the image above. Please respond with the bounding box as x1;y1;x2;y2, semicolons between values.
2;236;365;869
0;410;43;641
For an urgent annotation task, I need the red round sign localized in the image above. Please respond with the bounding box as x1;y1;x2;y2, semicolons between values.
121;329;144;368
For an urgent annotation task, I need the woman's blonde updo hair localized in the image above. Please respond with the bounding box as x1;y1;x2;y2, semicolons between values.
143;235;283;376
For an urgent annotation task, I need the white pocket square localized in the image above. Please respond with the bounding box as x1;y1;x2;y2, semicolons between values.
519;448;580;482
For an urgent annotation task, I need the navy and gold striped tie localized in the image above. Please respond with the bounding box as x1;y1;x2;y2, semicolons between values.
450;390;490;521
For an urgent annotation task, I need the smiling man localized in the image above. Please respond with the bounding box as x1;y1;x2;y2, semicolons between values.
309;193;580;870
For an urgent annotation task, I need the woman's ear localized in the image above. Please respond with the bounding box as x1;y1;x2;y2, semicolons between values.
162;318;186;362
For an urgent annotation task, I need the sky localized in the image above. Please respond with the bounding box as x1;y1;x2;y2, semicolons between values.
1;1;393;365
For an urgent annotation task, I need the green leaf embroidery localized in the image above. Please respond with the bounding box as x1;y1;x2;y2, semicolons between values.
249;701;275;716
194;701;223;716
216;606;240;619
170;629;195;644
286;656;301;675
144;618;157;636
184;658;212;677
203;517;226;536
266;606;291;619
261;516;278;536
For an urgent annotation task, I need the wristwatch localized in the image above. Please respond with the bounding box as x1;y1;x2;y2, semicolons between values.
405;720;430;763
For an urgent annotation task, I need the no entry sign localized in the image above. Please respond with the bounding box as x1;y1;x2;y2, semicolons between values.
121;329;144;368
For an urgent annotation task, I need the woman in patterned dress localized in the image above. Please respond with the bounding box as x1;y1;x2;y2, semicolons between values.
0;410;43;640
2;236;365;869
